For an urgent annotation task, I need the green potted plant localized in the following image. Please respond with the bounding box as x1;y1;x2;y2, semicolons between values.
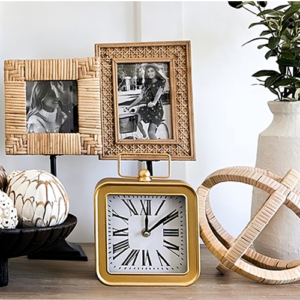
229;1;300;101
229;1;300;261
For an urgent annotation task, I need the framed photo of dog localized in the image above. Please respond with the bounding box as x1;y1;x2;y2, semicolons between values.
4;58;101;155
95;41;195;161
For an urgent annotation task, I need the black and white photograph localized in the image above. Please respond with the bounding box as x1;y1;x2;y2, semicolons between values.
116;62;172;141
26;80;78;134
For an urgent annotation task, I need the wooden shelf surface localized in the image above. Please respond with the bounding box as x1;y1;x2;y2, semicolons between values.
2;244;300;299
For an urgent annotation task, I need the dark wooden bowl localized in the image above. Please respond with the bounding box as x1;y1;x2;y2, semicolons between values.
0;214;77;286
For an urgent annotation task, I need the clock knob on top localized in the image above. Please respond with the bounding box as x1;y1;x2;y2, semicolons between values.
138;169;151;182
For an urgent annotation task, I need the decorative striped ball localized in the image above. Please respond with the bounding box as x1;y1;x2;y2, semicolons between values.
0;165;7;192
7;170;69;227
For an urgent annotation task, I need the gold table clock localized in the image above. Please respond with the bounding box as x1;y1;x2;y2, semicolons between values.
94;154;200;286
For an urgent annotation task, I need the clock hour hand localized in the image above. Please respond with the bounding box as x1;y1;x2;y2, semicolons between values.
147;209;178;233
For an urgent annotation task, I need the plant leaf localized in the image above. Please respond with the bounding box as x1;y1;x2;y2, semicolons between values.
274;78;300;87
282;4;300;25
291;47;300;54
283;97;297;101
282;42;291;51
242;1;256;6
228;1;243;8
268;37;281;49
281;33;292;43
242;37;268;47
280;20;294;35
265;74;283;87
277;58;300;68
267;86;280;97
266;19;280;30
258;44;269;49
265;49;277;59
295;88;300;100
279;64;287;74
257;9;281;16
284;4;300;15
257;1;267;8
281;51;296;59
252;70;280;77
273;5;289;11
249;21;268;29
260;30;273;36
252;83;265;86
288;2;300;6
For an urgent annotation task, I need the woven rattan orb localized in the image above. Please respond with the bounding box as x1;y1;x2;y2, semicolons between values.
197;166;300;284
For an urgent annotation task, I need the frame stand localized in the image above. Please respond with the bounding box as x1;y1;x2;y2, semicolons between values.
146;160;153;176
28;155;87;261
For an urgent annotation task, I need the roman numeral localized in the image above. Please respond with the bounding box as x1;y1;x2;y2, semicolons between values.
140;199;151;215
163;239;179;257
122;249;140;266
113;239;130;260
112;209;128;224
142;250;152;266
163;228;179;237
156;250;170;266
163;210;178;225
113;227;128;236
155;200;166;215
122;199;138;215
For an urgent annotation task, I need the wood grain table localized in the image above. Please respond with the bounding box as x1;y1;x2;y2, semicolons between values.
1;244;300;300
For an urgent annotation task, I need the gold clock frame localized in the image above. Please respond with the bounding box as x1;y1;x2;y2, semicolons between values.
94;178;200;286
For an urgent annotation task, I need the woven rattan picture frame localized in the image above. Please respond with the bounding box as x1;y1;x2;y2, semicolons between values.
4;58;101;155
95;41;195;161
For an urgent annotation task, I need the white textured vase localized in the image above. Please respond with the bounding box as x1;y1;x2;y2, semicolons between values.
252;100;300;260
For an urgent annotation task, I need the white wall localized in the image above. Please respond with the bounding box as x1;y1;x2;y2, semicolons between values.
0;1;281;243
184;1;279;238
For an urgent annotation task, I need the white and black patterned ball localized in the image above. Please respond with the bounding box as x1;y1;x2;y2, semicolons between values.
0;190;18;229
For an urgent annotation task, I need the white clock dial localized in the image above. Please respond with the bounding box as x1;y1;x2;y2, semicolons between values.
106;194;187;274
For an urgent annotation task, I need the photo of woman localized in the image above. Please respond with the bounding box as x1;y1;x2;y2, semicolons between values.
117;62;172;140
26;81;78;133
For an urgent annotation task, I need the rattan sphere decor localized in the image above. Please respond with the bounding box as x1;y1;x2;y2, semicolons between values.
197;166;300;284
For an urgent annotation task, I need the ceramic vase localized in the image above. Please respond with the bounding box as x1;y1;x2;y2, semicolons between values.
252;100;300;260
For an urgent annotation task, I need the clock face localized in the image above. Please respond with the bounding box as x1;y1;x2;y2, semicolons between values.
106;194;187;274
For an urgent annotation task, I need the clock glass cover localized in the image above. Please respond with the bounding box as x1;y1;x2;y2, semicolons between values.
106;194;187;274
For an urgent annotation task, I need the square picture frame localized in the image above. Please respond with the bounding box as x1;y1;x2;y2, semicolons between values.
4;57;101;155
95;41;195;161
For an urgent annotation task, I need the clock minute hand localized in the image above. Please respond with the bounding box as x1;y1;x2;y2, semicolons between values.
145;212;149;232
148;209;178;233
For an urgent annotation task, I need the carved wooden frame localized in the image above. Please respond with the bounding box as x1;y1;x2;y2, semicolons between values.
4;58;101;155
95;41;195;161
